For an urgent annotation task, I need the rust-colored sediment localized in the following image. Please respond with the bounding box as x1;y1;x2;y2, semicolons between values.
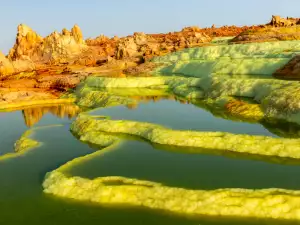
2;15;300;106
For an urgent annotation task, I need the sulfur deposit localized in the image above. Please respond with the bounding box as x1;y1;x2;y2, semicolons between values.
43;169;300;220
41;115;300;220
71;115;300;159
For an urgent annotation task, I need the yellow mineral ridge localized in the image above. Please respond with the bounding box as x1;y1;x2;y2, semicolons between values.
42;130;300;220
71;115;300;159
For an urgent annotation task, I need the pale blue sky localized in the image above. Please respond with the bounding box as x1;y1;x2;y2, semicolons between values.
1;0;299;53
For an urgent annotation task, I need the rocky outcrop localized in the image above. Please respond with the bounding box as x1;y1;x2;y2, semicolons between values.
1;24;210;107
116;29;211;61
150;27;212;49
86;35;118;48
0;51;14;76
74;35;118;66
8;24;87;63
273;55;300;80
231;16;300;43
2;22;265;74
41;27;87;63
269;15;300;27
199;25;260;37
123;62;160;76
0;51;35;77
8;24;43;61
5;17;300;108
7;24;211;66
35;74;83;90
115;32;146;60
231;26;300;43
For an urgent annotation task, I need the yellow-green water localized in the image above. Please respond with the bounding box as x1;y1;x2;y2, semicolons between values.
1;99;300;224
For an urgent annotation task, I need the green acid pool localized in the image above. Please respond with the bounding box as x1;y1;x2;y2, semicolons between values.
0;100;300;225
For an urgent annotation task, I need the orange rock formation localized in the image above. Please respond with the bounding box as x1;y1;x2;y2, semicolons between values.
2;16;300;106
116;28;211;61
8;24;86;63
269;15;300;27
199;25;261;37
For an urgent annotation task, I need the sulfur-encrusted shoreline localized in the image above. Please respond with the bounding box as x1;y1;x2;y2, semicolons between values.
40;114;300;220
71;114;300;159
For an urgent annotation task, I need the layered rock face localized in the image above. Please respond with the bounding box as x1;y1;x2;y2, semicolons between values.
115;28;211;61
8;24;87;63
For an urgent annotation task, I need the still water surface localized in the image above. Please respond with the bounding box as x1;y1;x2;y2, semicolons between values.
0;100;299;225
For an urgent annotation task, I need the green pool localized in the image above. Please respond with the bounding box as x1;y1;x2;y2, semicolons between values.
1;99;300;225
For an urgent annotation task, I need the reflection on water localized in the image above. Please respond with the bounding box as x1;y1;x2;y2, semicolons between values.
91;99;276;136
125;95;176;110
2;95;300;224
22;104;80;127
122;97;300;138
262;119;300;138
